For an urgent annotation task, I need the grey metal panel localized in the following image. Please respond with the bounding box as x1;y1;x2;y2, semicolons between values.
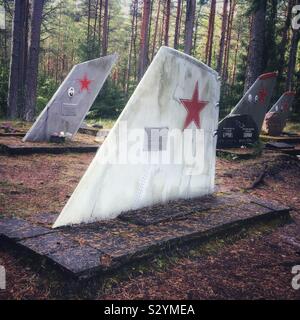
268;91;295;123
227;72;277;133
23;54;118;142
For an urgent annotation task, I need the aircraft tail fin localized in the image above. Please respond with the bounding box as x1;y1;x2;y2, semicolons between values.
230;72;277;131
217;72;277;148
262;91;296;136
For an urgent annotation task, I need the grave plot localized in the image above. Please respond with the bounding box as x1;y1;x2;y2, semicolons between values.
0;134;99;155
216;147;260;160
0;193;290;279
264;142;300;156
260;134;300;144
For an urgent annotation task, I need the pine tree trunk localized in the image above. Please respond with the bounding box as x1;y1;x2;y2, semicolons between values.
17;0;29;118
244;0;267;93
277;0;294;85
133;1;138;81
151;0;161;59
98;0;103;55
262;0;277;71
125;0;138;95
23;0;45;121
102;0;109;56
285;30;299;91
7;0;28;119
164;0;171;46
159;0;166;46
92;0;99;55
174;0;181;49
231;18;241;86
223;0;235;82
148;0;153;49
87;0;91;59
205;0;216;66
184;0;196;54
217;0;228;74
138;0;151;80
192;4;202;55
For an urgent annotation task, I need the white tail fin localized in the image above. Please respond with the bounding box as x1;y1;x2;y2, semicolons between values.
53;46;220;228
23;54;118;142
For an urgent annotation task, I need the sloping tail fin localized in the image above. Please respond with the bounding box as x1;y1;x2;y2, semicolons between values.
217;72;277;148
268;91;296;113
262;91;296;136
230;72;277;131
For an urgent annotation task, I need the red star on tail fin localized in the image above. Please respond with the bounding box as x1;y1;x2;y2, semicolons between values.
78;74;92;92
179;81;209;129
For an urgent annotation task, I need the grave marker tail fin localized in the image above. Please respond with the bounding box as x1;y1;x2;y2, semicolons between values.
217;72;277;148
53;46;220;228
23;54;118;142
262;91;296;136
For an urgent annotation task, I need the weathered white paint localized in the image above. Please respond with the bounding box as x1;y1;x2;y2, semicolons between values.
53;46;220;228
23;54;117;142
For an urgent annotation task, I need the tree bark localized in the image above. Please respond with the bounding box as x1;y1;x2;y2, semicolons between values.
222;0;235;81
164;0;171;46
102;0;109;56
7;0;28;119
231;18;241;86
184;0;196;55
125;0;138;95
98;0;103;54
133;0;139;80
159;0;166;46
138;0;151;80
192;4;202;55
174;0;181;49
217;0;228;74
277;0;294;84
285;29;300;91
262;0;277;71
92;0;99;55
151;0;161;59
244;0;267;93
87;0;91;59
23;0;45;121
205;0;216;66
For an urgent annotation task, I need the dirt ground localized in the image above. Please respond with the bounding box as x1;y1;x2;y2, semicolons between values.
0;140;300;299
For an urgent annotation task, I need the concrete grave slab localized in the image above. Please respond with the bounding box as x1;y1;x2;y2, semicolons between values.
0;193;290;279
0;217;52;241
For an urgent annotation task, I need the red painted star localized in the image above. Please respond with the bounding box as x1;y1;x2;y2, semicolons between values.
78;74;92;92
258;87;268;104
179;81;208;129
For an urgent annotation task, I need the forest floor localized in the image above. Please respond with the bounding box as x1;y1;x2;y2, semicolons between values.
0;124;300;299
